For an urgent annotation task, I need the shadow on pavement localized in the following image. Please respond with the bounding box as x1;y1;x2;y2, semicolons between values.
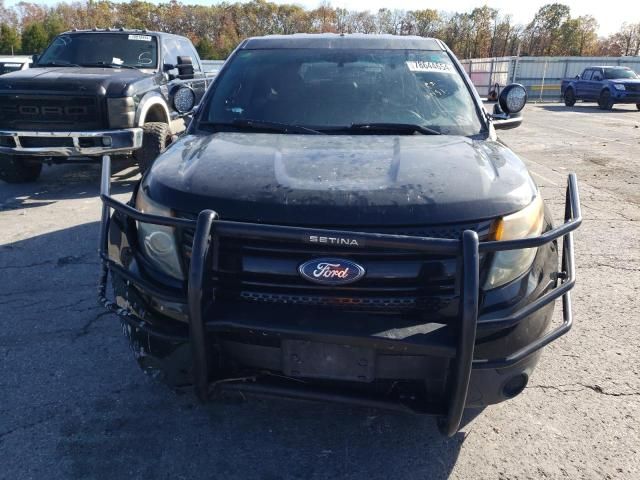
539;103;640;114
0;159;138;211
1;221;471;480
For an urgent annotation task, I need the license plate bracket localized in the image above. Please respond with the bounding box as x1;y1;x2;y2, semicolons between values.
281;340;375;382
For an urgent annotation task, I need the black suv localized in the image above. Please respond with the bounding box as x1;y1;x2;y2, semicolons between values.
0;29;210;183
99;34;582;435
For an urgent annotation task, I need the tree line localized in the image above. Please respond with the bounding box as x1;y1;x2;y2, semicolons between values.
0;0;639;60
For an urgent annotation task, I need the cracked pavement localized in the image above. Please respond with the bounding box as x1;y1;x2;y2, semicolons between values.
1;103;639;479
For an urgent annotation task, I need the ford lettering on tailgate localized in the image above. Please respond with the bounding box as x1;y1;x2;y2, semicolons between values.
298;258;366;285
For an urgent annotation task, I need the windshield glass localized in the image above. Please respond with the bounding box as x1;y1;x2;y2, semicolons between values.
38;33;157;69
203;49;484;136
604;68;638;80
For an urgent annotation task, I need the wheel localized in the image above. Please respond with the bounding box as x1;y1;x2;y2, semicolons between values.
135;122;172;173
598;90;614;110
0;155;43;183
563;88;576;107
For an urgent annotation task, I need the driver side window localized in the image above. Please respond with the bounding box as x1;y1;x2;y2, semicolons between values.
592;70;603;81
582;70;593;81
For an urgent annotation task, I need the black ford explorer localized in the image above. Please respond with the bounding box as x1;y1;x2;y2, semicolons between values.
99;34;582;435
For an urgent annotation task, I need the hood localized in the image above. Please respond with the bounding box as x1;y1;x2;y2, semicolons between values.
144;133;537;227
0;66;147;96
611;78;640;85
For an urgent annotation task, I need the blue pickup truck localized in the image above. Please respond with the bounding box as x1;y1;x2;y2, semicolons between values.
561;66;640;110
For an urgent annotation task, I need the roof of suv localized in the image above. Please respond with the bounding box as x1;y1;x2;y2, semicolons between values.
241;34;444;51
61;28;177;38
589;66;632;70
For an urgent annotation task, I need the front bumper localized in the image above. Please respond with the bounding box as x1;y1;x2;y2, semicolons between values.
0;128;143;157
97;155;582;436
612;90;640;102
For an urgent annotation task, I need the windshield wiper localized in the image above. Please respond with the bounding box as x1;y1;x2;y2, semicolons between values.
80;62;139;70
36;61;81;67
347;123;441;135
200;119;324;135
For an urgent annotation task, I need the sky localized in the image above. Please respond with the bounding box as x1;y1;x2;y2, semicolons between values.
6;0;639;36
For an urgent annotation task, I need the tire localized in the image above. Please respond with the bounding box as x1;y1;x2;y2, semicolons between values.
0;155;43;183
135;122;172;173
563;88;576;107
598;90;614;110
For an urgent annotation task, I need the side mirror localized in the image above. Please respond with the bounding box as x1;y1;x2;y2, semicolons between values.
32;54;39;64
491;83;527;130
176;56;194;80
575;75;580;80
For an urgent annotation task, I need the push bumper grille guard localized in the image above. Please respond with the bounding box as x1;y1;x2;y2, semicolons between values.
97;156;582;436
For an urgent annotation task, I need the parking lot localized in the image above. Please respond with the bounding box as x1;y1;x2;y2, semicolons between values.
1;102;639;479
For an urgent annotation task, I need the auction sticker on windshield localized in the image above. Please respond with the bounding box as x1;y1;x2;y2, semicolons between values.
406;61;454;73
128;35;152;41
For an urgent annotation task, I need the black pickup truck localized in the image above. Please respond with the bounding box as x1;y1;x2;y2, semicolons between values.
0;29;210;183
98;34;582;436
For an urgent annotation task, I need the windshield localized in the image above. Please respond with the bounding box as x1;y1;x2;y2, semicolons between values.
202;49;484;136
38;33;158;69
604;68;638;80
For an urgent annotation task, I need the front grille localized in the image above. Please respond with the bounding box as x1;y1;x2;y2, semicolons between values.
624;84;640;92
239;291;451;311
0;94;104;130
178;219;491;317
19;136;74;148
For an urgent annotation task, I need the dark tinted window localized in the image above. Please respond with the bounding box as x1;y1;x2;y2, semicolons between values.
39;33;158;68
203;48;483;136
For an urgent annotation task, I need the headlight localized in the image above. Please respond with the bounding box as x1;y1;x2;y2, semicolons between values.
107;97;136;128
135;188;183;280
613;84;625;91
484;194;545;289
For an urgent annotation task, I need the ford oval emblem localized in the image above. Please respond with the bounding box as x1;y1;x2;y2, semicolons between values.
298;258;366;285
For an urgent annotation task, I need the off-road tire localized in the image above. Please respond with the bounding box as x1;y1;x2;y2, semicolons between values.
598;90;614;110
563;88;576;107
0;155;43;183
135;122;172;173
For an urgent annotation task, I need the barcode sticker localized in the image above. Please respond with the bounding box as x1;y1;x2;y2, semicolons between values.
128;35;152;41
406;61;453;73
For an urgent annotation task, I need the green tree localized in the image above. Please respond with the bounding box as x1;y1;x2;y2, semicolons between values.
524;3;571;55
21;22;49;54
0;23;21;54
196;37;216;59
408;9;440;37
43;13;67;42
